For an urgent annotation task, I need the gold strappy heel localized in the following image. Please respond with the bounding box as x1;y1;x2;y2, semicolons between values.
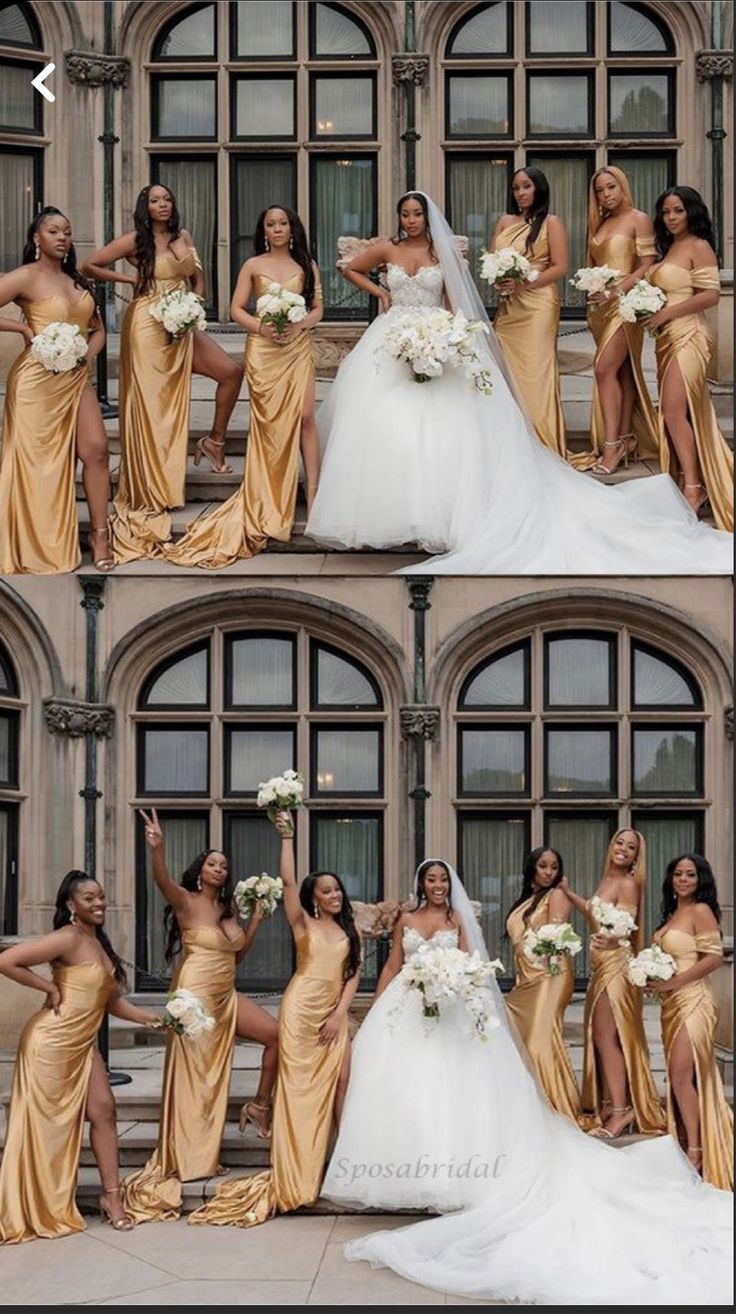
99;1185;134;1231
683;483;710;517
90;526;115;573
590;438;628;475
239;1100;272;1140
193;434;233;474
590;1105;635;1140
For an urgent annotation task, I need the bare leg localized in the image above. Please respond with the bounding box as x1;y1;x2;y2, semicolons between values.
86;1051;132;1227
618;357;637;445
191;330;243;471
590;990;630;1131
75;386;113;568
592;329;634;473
668;1025;701;1169
299;375;320;514
334;1043;352;1128
236;994;279;1137
660;358;704;511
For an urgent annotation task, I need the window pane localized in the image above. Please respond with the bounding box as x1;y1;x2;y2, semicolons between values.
314;728;380;793
460;728;528;794
0;643;17;694
0;715;9;783
140;813;208;982
609;73;670;135
459;813;528;971
546;814;614;976
448;3;508;55
156;158;217;314
0;806;18;937
227;814;292;988
608;153;672;225
0;61;37;129
633;813;701;946
235;0;294;57
313;813;381;980
0;3;36;44
155;79;215;138
610;2;668;53
0;150;35;272
311;155;375;318
633;646;696;707
157;4;215;58
461;647;527;708
527;153;591;310
228;636;294;707
547;636;612;707
228;728;295;793
313;76;373;136
316;647;378;707
234;77;294;137
314;3;371;56
528;0;590;53
546;728;614;794
632;728;699;794
447;155;509;307
528;75;590;135
144;648;208;707
448;75;510;137
142;728;209;794
231;156;296;287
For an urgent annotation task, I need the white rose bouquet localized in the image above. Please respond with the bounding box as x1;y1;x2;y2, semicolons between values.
394;943;504;1041
233;873;284;920
627;944;677;1002
617;280;667;335
589;895;637;947
256;282;308;338
257;769;305;833
149;288;206;339
163;988;215;1039
376;307;493;394
569;265;620;306
30;320;88;373
479;247;539;298
522;922;583;976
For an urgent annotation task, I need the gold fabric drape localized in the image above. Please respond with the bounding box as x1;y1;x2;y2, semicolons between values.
0;961;116;1244
0;293;94;575
570;233;659;469
494;219;566;456
655;928;733;1191
166;272;313;569
121;926;245;1223
648;264;733;531
110;249;199;563
505;893;582;1124
582;902;665;1134
190;923;348;1227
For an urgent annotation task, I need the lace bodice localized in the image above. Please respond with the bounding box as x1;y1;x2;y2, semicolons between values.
386;262;444;310
402;926;459;961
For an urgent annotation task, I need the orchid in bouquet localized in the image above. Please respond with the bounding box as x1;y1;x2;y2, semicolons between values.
569;265;620;307
163;988;215;1039
522;922;583;976
375;307;493;394
256;282;308;339
149;288;206;339
589;895;637;947
627;944;677;1002
393;942;504;1041
617;280;667;335
234;872;284;920
30;320;88;373
479;247;539;298
257;769;305;834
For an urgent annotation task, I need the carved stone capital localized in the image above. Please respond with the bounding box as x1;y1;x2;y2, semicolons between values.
406;578;434;612
400;705;441;740
392;53;430;87
43;698;115;739
725;705;734;741
695;50;733;82
65;50;131;88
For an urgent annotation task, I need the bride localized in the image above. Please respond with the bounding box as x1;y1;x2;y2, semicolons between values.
306;192;731;575
327;860;733;1305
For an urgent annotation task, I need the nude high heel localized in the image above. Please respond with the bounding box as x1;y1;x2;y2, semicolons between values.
99;1185;134;1231
193;434;233;474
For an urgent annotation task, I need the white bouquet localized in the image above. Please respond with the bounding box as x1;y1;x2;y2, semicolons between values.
234;872;284;919
627;944;677;1001
522;921;583;976
149;288;206;338
479;247;539;297
589;895;637;947
256;282;308;337
394;942;504;1041
376;307;493;394
618;279;666;333
569;265;619;305
163;987;215;1039
30;320;88;373
257;768;305;832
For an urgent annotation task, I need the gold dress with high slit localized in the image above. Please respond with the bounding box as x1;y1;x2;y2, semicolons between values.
570;232;659;469
654;926;733;1191
121;924;245;1223
166;271;315;569
110;248;200;563
190;922;349;1227
0;293;95;575
505;892;581;1123
0;960;116;1244
494;219;566;456
582;901;665;1134
647;263;733;531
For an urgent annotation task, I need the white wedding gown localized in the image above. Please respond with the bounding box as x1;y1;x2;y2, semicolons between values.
306;263;732;575
329;927;733;1306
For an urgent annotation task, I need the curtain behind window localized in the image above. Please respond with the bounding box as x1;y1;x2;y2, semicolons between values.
141;814;209;983
157;158;217;314
0;150;34;272
447;156;508;307
311;156;375;317
459;815;527;972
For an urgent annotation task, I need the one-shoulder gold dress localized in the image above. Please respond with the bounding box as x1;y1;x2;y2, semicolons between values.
647;263;733;531
655;926;733;1191
122;924;245;1222
190;921;349;1227
0;292;95;575
0;960;116;1243
111;248;200;563
494;219;566;456
505;892;581;1123
166;271;314;569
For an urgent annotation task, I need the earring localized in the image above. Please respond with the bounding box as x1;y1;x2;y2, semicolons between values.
264;238;270;252
69;908;76;925
289;236;294;250
62;253;68;265
313;902;320;919
34;242;40;261
197;875;202;891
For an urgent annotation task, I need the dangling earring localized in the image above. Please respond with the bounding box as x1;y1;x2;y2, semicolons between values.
289;236;294;250
69;908;76;925
197;874;202;891
34;242;40;261
62;253;68;266
264;237;270;252
313;902;320;919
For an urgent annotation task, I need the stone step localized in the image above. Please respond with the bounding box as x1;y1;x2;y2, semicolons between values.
80;1120;271;1169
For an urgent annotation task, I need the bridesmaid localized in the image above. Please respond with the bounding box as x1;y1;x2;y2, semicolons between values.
490;167;568;456
82;184;242;563
121;811;279;1223
0;871;159;1242
644;187;733;527
571;167;659;474
650;855;733;1189
505;847;581;1124
165;206;323;568
190;809;361;1227
0;208;114;574
563;828;665;1138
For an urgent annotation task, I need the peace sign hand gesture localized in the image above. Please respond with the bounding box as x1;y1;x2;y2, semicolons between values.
138;807;163;851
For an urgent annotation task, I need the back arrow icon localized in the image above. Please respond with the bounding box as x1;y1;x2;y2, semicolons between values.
31;63;55;103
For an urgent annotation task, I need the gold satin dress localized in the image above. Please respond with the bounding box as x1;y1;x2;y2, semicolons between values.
505;893;581;1124
648;263;733;531
582;902;665;1134
0;960;116;1244
122;924;245;1223
166;271;315;569
655;926;733;1191
571;232;659;469
494;219;566;456
111;249;200;563
190;922;349;1227
0;293;95;575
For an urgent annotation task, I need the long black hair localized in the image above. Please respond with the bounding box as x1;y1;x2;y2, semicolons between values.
299;871;361;981
413;858;454;924
163;849;235;963
393;191;437;262
507;167;550;255
653;186;717;260
53;870;127;986
22;207;99;308
658;853;722;928
253;205;316;308
133;183;182;297
505;847;564;932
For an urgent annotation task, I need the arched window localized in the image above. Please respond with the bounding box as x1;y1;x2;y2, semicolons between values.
0;0;45;273
0;638;20;935
153;3;217;60
134;626;386;989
